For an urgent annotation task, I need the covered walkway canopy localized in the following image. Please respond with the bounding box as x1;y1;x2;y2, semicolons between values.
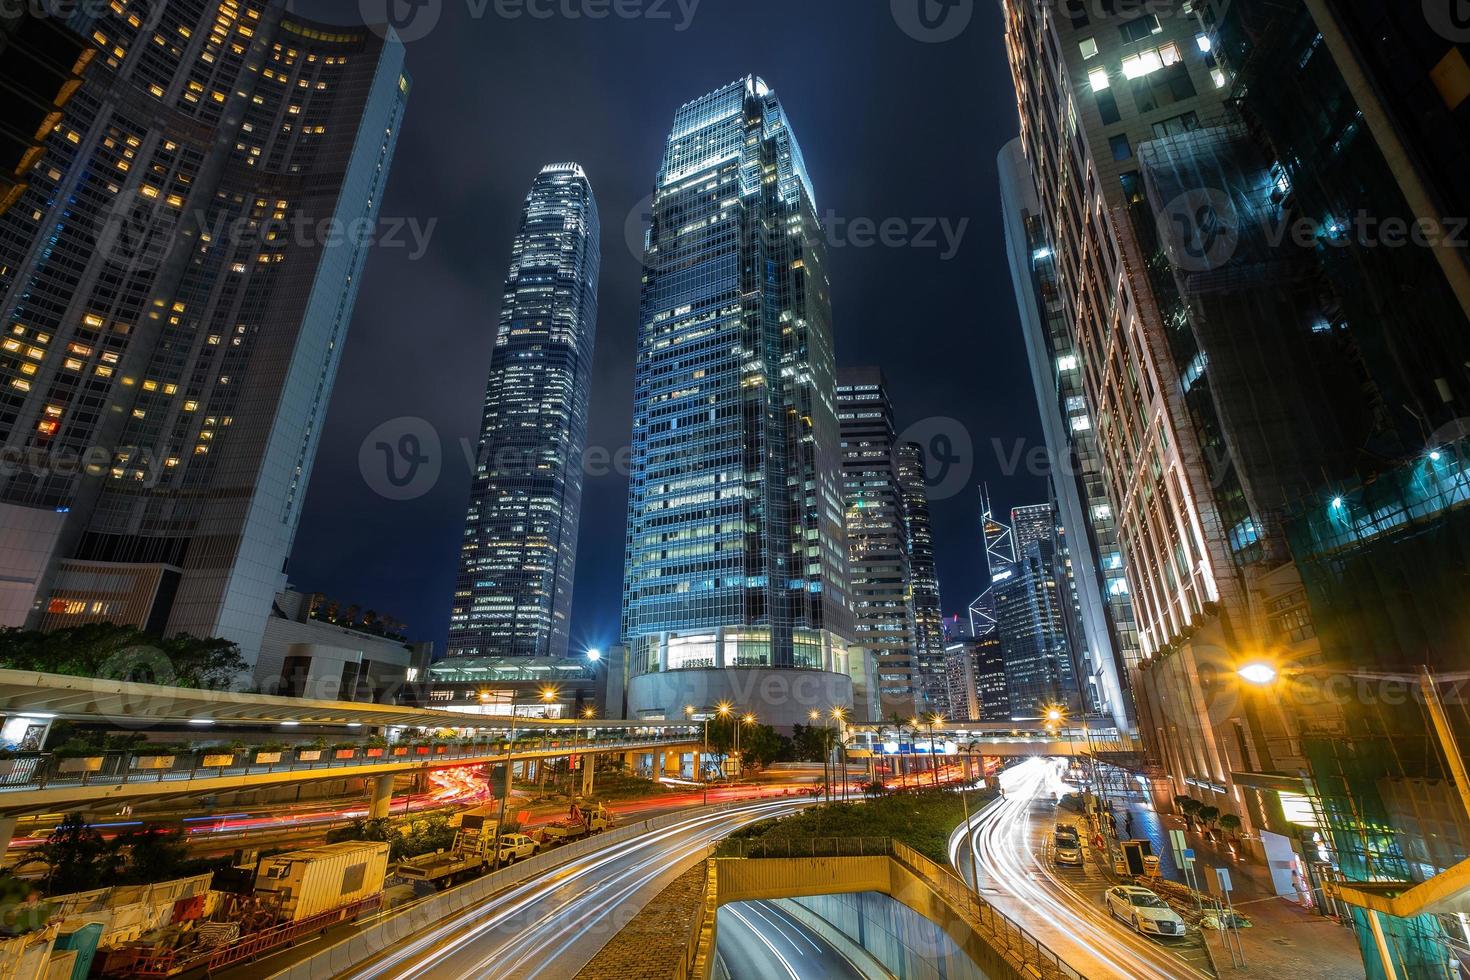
0;668;688;734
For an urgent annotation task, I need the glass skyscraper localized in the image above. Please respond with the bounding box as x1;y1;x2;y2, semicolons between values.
897;441;947;717
622;76;855;726
448;164;600;660
0;1;408;676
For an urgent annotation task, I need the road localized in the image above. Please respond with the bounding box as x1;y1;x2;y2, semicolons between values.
716;900;879;980
953;758;1213;980
342;798;806;980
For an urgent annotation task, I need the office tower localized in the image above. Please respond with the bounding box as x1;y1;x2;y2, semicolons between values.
942;640;978;722
1011;500;1097;715
1009;503;1055;555
999;139;1139;731
897;441;947;717
966;487;1014;638
994;536;1077;718
1201;4;1470;973
837;368;916;718
943;615;1007;723
0;2;408;673
447;164;600;660
621;77;854;726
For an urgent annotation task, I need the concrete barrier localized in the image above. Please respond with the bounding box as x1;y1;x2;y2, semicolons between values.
265;802;751;980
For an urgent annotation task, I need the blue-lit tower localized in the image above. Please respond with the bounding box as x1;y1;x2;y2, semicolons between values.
448;164;600;660
622;77;854;726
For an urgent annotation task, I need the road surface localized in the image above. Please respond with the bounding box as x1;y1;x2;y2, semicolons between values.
716;900;879;980
953;758;1212;980
343;798;805;980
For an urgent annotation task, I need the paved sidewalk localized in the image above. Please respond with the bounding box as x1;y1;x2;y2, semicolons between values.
1103;800;1365;979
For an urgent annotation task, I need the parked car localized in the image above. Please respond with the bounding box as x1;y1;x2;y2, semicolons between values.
1054;821;1080;843
1054;835;1084;867
1105;885;1187;939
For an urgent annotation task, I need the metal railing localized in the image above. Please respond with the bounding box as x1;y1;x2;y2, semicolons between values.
0;735;696;794
889;839;1088;980
714;835;894;859
709;835;1088;979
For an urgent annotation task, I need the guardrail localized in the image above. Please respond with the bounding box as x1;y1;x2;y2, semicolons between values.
890;839;1087;979
704;835;1088;980
0;735;696;794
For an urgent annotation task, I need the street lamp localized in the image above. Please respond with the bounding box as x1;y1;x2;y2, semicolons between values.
831;706;849;802
489;685;558;871
738;713;756;782
685;704;713;805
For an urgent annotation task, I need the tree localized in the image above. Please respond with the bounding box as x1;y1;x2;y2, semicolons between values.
0;625;246;690
1173;794;1193;813
1178;798;1204;825
115;828;189;884
790;724;826;763
40;814;119;895
1218;813;1242;838
1198;805;1220;827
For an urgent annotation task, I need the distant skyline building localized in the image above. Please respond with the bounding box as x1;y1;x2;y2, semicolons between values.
967;487;1014;639
447;163;600;661
621;76;855;726
837;368;916;718
1010;503;1055;555
994;536;1077;718
897;441;947;718
0;2;409;678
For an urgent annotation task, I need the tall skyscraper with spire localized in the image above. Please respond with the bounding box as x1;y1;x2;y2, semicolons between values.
448;164;600;660
622;76;855;726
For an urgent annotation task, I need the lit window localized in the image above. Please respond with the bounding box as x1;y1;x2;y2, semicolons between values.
1088;67;1110;91
1079;37;1098;59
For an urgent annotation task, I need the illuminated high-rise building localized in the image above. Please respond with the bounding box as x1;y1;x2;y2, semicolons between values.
622;76;854;726
837;368;914;718
897;441;947;717
447;163;600;660
0;1;409;676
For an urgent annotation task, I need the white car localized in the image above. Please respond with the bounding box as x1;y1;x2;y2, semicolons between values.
1105;885;1187;939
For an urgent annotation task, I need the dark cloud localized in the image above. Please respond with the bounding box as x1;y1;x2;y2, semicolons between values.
286;0;1046;650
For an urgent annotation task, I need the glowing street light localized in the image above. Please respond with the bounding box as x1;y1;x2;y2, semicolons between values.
1236;662;1279;686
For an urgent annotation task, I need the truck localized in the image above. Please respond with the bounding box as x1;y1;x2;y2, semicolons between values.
538;803;613;846
495;834;540;864
252;841;390;923
451;804;500;836
394;829;497;888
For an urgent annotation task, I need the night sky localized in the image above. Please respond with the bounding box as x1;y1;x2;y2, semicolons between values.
284;0;1047;654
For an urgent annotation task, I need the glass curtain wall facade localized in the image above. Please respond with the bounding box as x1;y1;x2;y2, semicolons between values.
0;0;408;671
994;536;1077;718
897;441;948;717
447;163;600;661
622;77;854;725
